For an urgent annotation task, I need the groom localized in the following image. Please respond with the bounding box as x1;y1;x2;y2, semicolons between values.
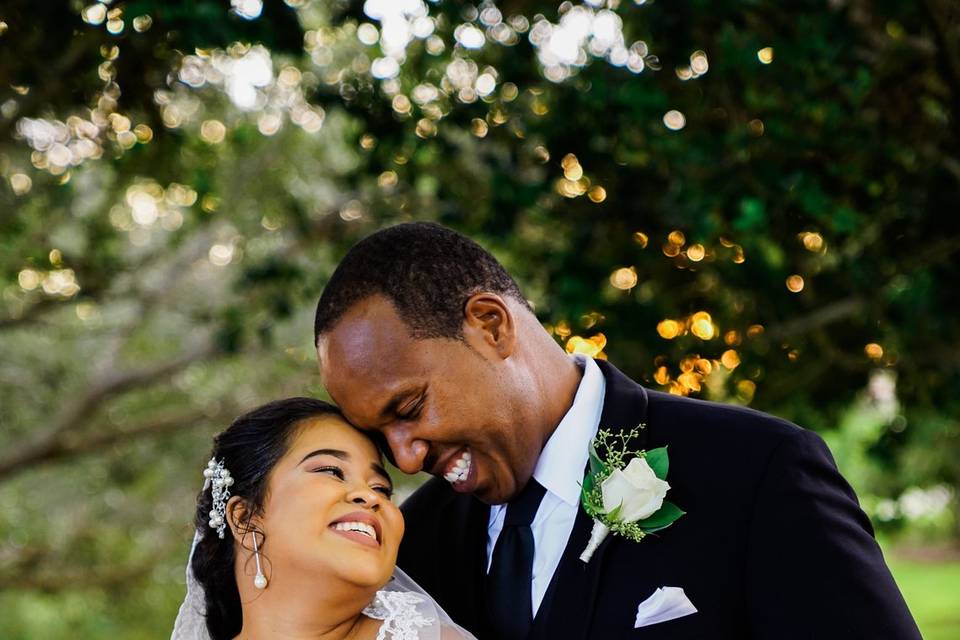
313;222;920;639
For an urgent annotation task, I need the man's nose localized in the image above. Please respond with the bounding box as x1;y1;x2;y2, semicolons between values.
386;426;428;474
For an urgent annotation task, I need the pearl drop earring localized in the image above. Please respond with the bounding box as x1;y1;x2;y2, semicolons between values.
253;532;268;590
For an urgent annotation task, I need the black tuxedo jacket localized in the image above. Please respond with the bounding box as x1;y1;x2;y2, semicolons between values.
398;360;920;639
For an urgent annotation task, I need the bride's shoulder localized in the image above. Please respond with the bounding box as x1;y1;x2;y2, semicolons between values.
438;626;474;640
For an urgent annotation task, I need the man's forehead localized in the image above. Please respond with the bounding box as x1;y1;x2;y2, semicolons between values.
317;297;423;408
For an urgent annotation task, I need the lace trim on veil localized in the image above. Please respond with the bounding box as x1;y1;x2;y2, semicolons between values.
363;591;435;640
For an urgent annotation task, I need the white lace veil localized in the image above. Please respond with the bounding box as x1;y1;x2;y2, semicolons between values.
170;531;476;640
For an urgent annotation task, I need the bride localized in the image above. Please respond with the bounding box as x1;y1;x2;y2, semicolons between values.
171;397;474;640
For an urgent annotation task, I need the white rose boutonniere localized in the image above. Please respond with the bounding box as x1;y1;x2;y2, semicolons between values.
579;426;685;562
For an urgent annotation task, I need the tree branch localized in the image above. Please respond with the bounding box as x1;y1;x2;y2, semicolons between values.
765;297;865;341
0;407;234;481
0;341;220;481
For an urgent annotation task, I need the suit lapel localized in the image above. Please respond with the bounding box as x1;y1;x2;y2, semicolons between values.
533;359;649;640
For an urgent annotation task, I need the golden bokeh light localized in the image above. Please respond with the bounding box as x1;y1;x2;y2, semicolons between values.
724;330;742;346
786;274;805;292
668;230;686;246
662;243;681;257
360;134;377;150
208;243;234;267
721;349;741;369
663;110;686;131
657;319;683;340
18;268;41;291
801;231;825;252
588;186;607;203
686;243;705;262
757;47;774;64
633;232;649;248
132;14;153;32
690;50;709;75
865;343;884;360
555;177;588;198
82;3;107;25
737;379;756;402
746;324;765;338
391;94;412;115
257;113;282;136
653;366;670;385
690;311;716;340
555;320;571;338
200;119;226;144
678;371;702;392
134;124;154;143
748;119;765;136
732;245;745;263
470;118;488;138
10;173;32;196
415;118;437;138
377;170;398;189
561;154;583;181
565;333;607;359
610;266;638;290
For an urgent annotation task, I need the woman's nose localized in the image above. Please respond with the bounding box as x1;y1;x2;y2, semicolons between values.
347;485;381;510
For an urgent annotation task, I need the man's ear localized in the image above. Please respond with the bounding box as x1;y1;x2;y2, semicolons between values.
463;293;516;358
226;495;259;545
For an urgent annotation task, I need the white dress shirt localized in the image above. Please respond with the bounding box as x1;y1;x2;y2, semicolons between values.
486;355;606;614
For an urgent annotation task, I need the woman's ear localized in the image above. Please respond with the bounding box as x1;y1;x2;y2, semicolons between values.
462;293;516;358
226;495;258;544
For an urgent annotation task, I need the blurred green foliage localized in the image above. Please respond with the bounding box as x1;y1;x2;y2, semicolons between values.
1;0;958;636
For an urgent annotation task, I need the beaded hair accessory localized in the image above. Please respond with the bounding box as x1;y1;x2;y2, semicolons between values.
203;457;234;539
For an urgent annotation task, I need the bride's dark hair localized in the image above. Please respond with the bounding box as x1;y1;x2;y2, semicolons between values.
190;397;345;640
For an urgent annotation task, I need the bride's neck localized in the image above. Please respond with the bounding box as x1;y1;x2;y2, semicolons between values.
234;573;379;640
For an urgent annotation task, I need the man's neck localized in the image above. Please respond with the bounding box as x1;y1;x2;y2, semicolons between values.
535;345;585;450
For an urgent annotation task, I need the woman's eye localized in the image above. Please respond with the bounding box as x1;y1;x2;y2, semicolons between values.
373;485;394;498
315;466;344;479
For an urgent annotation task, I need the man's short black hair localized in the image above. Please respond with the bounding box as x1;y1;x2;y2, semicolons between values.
314;222;529;343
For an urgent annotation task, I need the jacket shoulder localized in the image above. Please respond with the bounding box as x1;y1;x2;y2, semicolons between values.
644;389;804;450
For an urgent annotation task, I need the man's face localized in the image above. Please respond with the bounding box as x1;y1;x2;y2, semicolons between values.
317;295;539;504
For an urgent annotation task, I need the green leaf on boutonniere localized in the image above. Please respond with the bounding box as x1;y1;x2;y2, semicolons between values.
636;500;685;533
606;502;624;523
644;446;669;480
588;440;609;477
582;469;595;497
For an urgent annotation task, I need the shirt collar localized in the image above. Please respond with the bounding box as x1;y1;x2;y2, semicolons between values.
532;355;606;507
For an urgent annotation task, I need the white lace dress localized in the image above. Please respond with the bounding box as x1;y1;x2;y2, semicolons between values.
171;562;476;640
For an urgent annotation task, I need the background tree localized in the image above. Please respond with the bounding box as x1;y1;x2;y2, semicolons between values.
1;1;958;637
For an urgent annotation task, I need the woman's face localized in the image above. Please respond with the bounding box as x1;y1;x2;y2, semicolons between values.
252;414;404;589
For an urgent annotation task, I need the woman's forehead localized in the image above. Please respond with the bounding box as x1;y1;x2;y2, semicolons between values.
289;414;380;461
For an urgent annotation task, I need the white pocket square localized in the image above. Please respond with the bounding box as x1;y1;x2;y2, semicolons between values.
634;586;698;628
